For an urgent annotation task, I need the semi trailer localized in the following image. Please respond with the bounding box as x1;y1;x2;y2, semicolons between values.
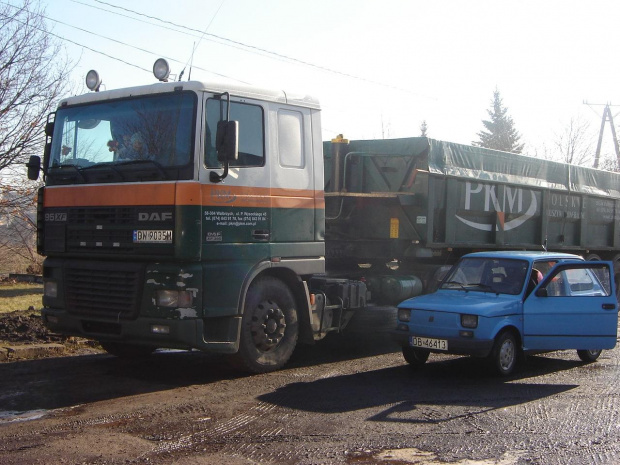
26;60;620;372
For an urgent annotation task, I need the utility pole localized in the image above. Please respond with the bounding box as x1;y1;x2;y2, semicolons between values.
584;102;620;168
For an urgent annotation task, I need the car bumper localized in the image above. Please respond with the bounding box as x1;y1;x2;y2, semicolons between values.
391;331;494;358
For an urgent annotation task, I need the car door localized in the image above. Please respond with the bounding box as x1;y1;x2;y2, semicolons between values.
522;261;618;351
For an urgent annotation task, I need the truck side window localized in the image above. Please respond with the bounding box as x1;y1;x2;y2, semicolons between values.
277;109;304;168
205;98;264;168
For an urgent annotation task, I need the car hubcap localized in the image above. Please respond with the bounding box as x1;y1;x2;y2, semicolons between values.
499;339;515;371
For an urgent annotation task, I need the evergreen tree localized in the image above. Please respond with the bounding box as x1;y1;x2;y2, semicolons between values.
474;89;524;153
420;120;428;137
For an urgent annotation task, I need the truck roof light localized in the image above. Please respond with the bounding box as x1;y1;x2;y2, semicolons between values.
85;70;102;92
153;58;170;82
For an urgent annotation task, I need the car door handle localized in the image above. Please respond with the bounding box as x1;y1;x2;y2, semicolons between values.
252;229;270;241
602;303;616;310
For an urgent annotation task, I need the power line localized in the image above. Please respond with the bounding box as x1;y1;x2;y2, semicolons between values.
0;1;250;84
70;0;433;98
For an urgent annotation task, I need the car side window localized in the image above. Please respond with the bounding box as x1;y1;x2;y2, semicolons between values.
540;265;611;297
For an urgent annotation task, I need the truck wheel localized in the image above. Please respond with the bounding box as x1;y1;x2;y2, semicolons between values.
489;331;518;376
577;349;602;362
99;341;155;358
402;347;430;366
233;277;298;373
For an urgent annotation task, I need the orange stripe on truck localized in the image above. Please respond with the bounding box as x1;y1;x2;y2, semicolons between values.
44;182;324;209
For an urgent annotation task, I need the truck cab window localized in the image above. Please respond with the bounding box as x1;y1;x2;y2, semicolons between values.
205;98;264;168
277;109;304;168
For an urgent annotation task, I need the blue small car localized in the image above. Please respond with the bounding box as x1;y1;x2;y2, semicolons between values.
393;251;618;375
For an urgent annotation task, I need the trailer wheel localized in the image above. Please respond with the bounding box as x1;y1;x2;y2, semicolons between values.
99;341;155;358
402;347;430;366
233;277;298;373
488;331;518;376
577;349;602;362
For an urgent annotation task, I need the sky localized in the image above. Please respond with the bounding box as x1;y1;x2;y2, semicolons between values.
24;0;620;163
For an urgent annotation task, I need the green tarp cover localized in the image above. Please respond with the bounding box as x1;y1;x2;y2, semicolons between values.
339;137;620;199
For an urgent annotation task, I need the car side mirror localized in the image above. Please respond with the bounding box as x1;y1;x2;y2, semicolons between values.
535;288;548;297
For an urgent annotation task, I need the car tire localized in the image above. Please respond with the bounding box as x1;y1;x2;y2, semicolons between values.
489;331;518;376
402;346;430;366
577;349;602;362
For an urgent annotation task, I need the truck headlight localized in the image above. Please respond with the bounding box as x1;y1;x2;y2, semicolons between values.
155;290;193;307
397;308;411;322
461;314;478;329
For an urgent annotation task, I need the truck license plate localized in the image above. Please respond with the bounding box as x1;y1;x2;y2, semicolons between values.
410;336;448;351
133;230;173;243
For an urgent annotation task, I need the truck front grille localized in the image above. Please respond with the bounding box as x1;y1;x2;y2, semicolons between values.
65;262;143;319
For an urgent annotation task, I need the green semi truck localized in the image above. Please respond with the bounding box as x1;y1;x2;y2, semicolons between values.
26;60;620;372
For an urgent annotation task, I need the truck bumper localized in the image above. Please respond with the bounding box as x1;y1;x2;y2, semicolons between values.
42;308;241;354
391;331;494;358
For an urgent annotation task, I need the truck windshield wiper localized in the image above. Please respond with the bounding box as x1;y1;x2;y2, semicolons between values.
81;162;126;181
50;163;87;183
115;159;168;180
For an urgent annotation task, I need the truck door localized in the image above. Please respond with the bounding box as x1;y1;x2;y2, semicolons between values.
202;95;272;246
522;261;618;351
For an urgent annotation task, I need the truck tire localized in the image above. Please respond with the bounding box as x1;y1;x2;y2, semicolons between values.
577;349;602;362
99;341;156;358
488;331;518;376
232;276;299;373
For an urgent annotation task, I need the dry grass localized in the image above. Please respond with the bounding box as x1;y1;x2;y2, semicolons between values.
0;282;43;314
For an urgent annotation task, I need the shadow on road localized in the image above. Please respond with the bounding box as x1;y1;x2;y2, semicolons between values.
258;355;584;424
0;331;398;415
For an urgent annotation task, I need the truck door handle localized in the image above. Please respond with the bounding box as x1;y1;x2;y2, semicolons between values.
602;303;616;310
252;230;270;241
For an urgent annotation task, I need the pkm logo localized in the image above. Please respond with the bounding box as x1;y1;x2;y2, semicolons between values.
211;188;236;204
456;182;538;231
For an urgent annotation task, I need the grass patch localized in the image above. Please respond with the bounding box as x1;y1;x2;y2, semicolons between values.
0;283;43;314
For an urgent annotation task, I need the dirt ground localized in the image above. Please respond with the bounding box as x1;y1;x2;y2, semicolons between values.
0;309;102;359
0;310;55;344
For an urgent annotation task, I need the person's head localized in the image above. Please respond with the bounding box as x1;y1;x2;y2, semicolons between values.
131;133;143;151
533;268;543;283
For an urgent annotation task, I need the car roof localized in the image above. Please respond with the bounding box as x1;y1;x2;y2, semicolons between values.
461;251;583;263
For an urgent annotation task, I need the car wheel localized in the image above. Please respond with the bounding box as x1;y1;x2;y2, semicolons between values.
489;331;518;376
577;349;602;362
231;277;299;374
402;346;430;366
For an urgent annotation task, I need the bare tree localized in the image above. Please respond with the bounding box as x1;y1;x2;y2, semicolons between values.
0;0;72;173
0;0;72;274
0;174;41;274
552;116;595;166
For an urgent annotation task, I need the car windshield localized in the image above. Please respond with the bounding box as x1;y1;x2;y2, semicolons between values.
47;92;196;185
441;257;529;295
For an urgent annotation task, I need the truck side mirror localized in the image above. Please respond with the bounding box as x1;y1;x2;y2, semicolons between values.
216;120;239;162
26;155;41;181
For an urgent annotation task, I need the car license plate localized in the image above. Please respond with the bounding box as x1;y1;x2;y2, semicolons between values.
410;336;448;351
133;230;173;243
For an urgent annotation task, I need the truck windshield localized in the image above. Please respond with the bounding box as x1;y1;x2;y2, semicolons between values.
47;91;196;185
441;257;529;295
